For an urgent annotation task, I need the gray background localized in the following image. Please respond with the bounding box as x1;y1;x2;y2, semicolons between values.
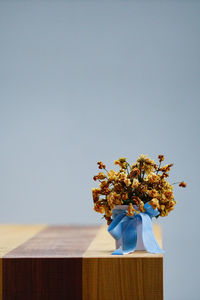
0;1;199;299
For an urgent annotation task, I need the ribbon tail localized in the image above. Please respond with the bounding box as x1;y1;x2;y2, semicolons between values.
140;213;164;254
112;247;124;255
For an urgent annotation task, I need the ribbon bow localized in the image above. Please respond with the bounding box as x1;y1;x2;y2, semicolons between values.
108;202;164;255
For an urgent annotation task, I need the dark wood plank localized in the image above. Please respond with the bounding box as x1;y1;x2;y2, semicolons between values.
3;258;82;300
4;226;99;258
3;226;99;300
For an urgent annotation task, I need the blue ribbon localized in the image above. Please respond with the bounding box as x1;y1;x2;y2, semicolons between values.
108;202;164;255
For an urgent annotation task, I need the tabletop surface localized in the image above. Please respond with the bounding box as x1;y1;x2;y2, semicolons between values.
0;224;163;258
0;224;163;300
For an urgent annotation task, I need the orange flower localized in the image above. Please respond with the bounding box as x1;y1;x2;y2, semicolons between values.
93;172;106;181
107;170;117;181
147;189;159;198
132;178;139;189
164;191;173;199
121;192;128;201
139;201;145;212
124;178;131;187
132;196;141;205
127;203;134;216
147;173;160;183
105;209;112;218
130;167;140;178
93;154;186;222
149;198;159;209
115;157;127;169
97;161;106;169
159;164;173;173
179;181;187;188
158;155;165;162
94;203;105;213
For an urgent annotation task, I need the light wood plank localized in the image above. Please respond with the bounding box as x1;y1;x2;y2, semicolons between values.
83;224;163;258
83;224;163;300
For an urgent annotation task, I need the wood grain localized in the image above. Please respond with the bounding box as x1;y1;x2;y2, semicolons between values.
83;256;163;300
3;226;99;300
3;257;82;300
0;224;46;257
83;224;163;300
0;224;163;300
5;226;99;258
0;224;46;300
83;224;162;258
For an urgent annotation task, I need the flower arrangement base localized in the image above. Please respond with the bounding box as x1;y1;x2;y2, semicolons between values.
1;224;163;300
108;204;164;255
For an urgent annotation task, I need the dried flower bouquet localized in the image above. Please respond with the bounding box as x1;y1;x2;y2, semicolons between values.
92;154;186;225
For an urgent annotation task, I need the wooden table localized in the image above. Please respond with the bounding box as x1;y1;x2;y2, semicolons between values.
0;224;163;300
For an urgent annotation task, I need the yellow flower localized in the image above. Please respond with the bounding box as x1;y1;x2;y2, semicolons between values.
159;164;173;173
147;172;160;183
138;184;148;194
119;172;127;182
160;210;168;217
107;193;114;206
164;191;173;200
98;172;106;180
107;170;116;181
124;178;131;187
130;167;140;178
147;189;159;198
115;157;127;169
132;178;139;189
93;154;186;221
136;154;154;174
99;180;109;189
139;201;145;212
167;206;175;212
127;203;134;216
149;198;159;209
105;209;112;218
121;192;128;201
113;182;123;193
93;172;106;181
160;205;165;211
118;157;127;163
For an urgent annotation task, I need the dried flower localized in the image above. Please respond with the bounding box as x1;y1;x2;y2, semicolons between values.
179;181;187;188
92;154;186;222
130;167;140;178
132;178;139;189
115;157;128;169
149;198;159;209
107;170;117;181
136;154;154;174
97;161;106;169
132;196;141;205
124;178;131;187
139;201;145;212
93;172;106;181
127;203;134;216
147;189;159;198
158;155;165;162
